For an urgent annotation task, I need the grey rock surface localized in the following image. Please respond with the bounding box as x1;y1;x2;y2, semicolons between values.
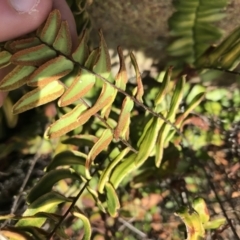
87;0;240;59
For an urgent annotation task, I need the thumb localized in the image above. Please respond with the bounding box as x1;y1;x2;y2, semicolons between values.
0;0;53;42
0;0;53;107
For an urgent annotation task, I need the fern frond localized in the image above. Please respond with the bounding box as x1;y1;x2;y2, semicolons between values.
196;26;240;71
168;0;227;64
0;8;205;238
0;9;205;167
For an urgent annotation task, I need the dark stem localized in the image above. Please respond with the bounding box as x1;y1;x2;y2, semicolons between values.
48;166;100;239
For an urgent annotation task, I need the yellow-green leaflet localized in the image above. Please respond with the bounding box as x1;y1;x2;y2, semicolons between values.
77;82;115;125
6;226;49;240
155;67;172;105
98;147;130;193
46;150;87;171
11;44;57;66
175;206;205;240
130;52;144;102
93;30;111;81
197;12;225;23
167;77;185;120
45;150;89;180
168;38;193;55
61;134;98;147
166;92;205;143
59;65;78;88
175;92;205;127
0;229;34;240
155;77;185;167
16;192;71;228
84;48;99;70
105;182;120;217
2;96;18;128
27;168;81;204
13;80;65;114
135;117;163;166
110;154;136;189
72;30;89;65
59;68;96;107
9;37;41;52
44;103;88;138
219;40;240;69
86;129;113;169
0;50;11;68
115;46;128;90
96;47;128;120
114;97;134;141
28;56;74;87
53;20;72;56
72;210;92;240
86;187;106;213
192;198;210;224
99;75;118;119
194;23;223;43
37;9;61;45
155;123;169;168
137;116;154;147
207;26;240;66
0;65;36;91
204;218;226;230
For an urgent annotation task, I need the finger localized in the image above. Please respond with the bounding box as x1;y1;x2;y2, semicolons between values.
0;0;79;107
0;0;53;42
0;0;53;107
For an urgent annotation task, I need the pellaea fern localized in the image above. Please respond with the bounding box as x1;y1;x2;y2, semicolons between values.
168;0;227;65
176;198;226;240
0;9;205;240
196;25;240;71
168;0;240;80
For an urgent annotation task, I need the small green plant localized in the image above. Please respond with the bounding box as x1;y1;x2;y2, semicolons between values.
176;198;226;240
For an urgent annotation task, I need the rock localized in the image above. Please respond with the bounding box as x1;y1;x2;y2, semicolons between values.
87;0;240;60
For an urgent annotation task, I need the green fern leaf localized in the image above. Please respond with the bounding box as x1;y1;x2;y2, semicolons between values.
168;0;227;64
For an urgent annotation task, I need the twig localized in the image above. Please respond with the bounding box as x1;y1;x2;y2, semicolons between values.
80;98;138;153
1;141;43;228
118;217;135;231
201;163;240;239
181;147;240;239
48;166;100;239
118;217;150;239
209;157;240;223
204;67;240;76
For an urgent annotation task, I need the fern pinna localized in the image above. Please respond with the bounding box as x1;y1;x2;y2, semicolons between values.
168;0;227;64
168;0;240;74
0;9;204;240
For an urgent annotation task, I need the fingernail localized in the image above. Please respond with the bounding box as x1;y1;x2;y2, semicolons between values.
8;0;40;14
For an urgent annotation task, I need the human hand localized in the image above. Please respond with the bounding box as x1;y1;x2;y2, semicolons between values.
0;0;78;107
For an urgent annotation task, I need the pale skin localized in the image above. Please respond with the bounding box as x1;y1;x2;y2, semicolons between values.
0;0;78;106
